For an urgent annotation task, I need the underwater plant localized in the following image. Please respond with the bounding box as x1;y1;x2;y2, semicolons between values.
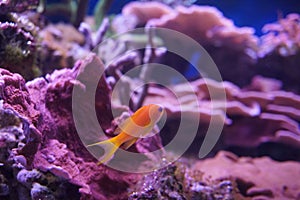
94;0;114;28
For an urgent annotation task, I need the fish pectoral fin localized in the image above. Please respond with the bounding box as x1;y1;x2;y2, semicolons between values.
122;138;138;150
87;139;120;164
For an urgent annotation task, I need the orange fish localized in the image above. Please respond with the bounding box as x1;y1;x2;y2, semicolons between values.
87;104;165;164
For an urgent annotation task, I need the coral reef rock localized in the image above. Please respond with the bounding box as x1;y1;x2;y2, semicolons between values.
27;54;138;199
129;160;242;199
0;0;39;14
38;23;87;75
0;54;165;199
192;151;300;200
0;21;38;80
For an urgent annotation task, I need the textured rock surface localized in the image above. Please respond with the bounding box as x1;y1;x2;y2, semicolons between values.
129;152;297;200
0;0;39;14
192;151;300;200
0;69;39;121
129;162;241;200
38;23;87;75
0;21;38;80
27;54;141;199
0;56;142;199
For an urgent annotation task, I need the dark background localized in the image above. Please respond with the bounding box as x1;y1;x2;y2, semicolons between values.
88;0;300;35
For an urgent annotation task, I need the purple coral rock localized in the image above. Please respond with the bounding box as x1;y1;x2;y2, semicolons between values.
30;183;55;200
0;68;41;165
129;164;186;199
17;169;46;189
25;55;146;199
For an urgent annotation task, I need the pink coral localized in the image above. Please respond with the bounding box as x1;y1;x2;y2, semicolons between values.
117;2;259;86
192;151;300;199
260;13;300;57
143;76;300;154
123;2;173;27
122;2;258;50
257;13;300;93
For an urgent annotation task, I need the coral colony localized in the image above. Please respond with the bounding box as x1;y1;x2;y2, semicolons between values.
0;0;300;199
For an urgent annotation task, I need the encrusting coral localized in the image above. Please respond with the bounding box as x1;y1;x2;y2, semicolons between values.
192;151;300;199
257;13;300;93
122;1;173;28
259;13;300;57
143;76;300;160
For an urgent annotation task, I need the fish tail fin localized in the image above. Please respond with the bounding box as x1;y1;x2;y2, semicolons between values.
87;138;121;164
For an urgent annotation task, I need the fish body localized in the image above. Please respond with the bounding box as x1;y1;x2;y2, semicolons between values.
87;104;164;164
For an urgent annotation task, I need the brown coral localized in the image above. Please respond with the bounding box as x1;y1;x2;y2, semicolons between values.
0;21;38;80
38;23;86;75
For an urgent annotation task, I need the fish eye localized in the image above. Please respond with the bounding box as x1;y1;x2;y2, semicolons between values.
158;107;163;112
